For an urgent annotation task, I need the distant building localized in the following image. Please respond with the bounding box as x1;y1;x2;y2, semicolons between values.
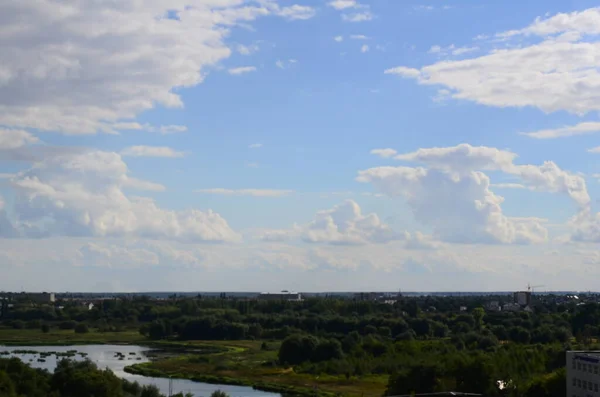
485;301;501;312
353;292;380;301
459;306;467;312
503;303;521;312
258;291;302;301
567;351;600;397
22;292;55;304
514;291;531;306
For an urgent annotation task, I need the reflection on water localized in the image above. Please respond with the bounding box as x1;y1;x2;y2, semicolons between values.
0;345;281;397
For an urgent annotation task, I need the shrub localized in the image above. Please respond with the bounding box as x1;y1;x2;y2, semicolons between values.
41;324;50;333
59;321;77;330
11;320;25;330
74;323;89;334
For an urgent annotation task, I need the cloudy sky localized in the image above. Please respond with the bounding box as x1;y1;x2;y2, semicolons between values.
2;0;600;292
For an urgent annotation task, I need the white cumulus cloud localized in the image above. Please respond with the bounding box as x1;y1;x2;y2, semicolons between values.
0;129;39;149
228;66;257;75
342;11;374;22
385;7;600;115
370;148;398;158
521;122;600;139
121;146;185;158
357;166;548;245
328;0;359;10
0;0;314;136
195;188;294;197
5;150;239;242
261;200;407;245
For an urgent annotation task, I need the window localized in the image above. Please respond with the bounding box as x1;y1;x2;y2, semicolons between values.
589;382;593;391
583;380;587;389
578;362;582;370
573;378;577;386
573;361;577;369
584;363;588;372
595;365;598;375
578;379;582;387
595;383;598;392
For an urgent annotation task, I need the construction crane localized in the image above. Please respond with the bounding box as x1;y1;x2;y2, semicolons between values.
527;283;545;293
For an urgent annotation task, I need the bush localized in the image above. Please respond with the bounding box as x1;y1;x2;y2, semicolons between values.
278;334;318;365
41;324;50;333
74;323;89;334
59;321;77;330
11;320;25;330
26;320;42;329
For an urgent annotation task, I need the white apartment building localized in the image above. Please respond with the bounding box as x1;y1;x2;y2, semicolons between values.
567;351;600;397
258;291;302;301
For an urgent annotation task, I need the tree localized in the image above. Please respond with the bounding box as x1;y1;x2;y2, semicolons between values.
524;368;565;397
41;324;50;333
509;326;531;344
472;307;485;331
312;338;344;362
148;320;167;340
0;371;16;397
139;384;162;397
278;334;318;365
385;364;448;396
74;323;89;334
11;320;24;330
248;323;263;339
50;359;123;397
453;354;496;395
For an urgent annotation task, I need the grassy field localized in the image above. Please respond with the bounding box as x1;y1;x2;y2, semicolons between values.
0;328;145;345
125;340;387;397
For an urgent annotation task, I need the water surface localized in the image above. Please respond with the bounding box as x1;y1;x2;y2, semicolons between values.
0;345;281;397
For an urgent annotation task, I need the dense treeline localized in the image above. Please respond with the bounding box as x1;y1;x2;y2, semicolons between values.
1;294;595;396
0;294;591;345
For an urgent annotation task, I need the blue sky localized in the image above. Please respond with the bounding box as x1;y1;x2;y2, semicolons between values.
2;0;600;292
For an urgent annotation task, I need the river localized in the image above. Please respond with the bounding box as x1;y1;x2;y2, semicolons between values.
0;345;281;397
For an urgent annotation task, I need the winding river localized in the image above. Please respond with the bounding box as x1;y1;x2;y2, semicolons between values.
0;345;281;397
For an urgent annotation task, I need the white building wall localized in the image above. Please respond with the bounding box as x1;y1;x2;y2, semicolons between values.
567;351;600;397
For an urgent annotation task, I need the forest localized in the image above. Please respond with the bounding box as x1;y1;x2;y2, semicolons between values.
0;293;596;396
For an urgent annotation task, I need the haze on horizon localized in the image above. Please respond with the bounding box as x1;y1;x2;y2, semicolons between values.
1;0;600;293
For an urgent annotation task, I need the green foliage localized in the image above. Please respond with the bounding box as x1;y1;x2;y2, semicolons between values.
58;321;76;330
0;357;182;397
74;323;89;334
279;334;318;365
1;293;596;397
11;320;24;330
210;391;230;397
523;368;566;397
41;324;50;333
0;370;17;397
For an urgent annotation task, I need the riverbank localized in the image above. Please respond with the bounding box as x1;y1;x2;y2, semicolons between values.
0;329;386;397
124;340;386;397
